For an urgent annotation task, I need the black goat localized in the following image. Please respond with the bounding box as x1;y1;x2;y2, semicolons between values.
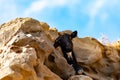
54;31;83;74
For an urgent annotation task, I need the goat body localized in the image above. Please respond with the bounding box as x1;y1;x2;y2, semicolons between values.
54;31;83;74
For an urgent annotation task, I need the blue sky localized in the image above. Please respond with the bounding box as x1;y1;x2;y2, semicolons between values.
0;0;120;42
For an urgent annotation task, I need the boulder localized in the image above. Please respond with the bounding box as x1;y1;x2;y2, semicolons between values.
0;18;61;80
68;75;93;80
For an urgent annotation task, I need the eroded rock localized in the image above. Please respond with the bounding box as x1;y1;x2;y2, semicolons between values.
0;17;120;80
68;75;93;80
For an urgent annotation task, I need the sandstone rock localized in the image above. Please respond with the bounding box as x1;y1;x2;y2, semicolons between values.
73;37;104;65
0;18;61;80
0;46;38;80
0;18;43;48
0;17;120;80
68;75;93;80
45;50;75;80
112;40;120;48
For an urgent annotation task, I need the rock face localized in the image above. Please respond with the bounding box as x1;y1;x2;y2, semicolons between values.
0;18;120;80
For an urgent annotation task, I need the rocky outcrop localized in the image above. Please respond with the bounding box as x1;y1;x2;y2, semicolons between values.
0;18;120;80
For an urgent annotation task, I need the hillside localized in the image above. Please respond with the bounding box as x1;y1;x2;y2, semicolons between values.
0;18;120;80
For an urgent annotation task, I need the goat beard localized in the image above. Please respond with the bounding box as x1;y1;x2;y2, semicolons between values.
66;52;73;59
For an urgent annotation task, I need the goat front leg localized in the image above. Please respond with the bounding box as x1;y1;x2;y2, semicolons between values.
71;51;83;74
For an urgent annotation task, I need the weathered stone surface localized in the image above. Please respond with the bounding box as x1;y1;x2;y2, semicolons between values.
0;46;38;80
0;18;61;80
68;75;93;80
73;37;104;65
0;17;120;80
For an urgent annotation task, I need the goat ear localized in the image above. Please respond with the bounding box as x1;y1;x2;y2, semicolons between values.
71;31;77;38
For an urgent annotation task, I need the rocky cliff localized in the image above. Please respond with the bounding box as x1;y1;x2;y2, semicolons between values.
0;18;120;80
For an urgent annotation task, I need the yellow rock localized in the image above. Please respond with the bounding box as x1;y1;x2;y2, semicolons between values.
0;17;120;80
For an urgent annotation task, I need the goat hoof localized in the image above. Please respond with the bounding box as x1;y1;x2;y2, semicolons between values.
77;69;84;75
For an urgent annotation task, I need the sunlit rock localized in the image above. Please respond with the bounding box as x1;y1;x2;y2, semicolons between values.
0;17;120;80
